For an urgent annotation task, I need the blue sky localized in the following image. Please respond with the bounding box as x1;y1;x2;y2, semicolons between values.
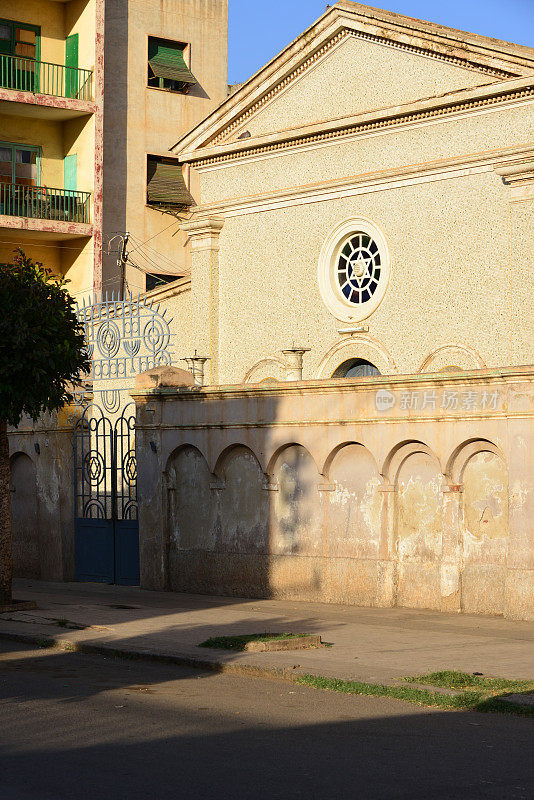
228;0;534;84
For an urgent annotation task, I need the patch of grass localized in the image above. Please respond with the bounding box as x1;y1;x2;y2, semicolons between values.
56;618;69;628
295;673;534;717
198;633;310;651
405;670;534;694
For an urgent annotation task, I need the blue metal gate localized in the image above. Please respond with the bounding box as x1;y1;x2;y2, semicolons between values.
74;404;140;585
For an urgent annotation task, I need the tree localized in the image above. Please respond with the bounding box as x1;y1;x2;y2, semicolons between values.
0;251;90;604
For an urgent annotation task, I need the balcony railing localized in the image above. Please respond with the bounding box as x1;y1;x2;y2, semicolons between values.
0;183;91;224
0;55;93;101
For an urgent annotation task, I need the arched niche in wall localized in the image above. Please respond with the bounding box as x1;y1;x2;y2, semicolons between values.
324;443;381;561
391;442;444;611
215;445;270;557
451;439;508;616
418;344;486;374
315;334;396;378
10;452;39;579
165;445;217;592
270;444;321;558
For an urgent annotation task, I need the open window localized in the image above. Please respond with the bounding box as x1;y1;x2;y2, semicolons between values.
0;19;40;90
147;37;195;93
145;273;180;292
0;19;39;59
146;155;193;208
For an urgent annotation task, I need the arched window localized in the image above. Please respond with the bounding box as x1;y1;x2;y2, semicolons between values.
332;358;381;378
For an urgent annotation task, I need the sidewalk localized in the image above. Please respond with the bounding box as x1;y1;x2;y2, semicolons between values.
1;579;533;684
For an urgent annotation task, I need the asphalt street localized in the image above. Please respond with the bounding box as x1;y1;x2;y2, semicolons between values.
0;639;532;800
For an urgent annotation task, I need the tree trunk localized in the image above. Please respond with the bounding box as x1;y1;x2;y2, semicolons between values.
0;419;13;605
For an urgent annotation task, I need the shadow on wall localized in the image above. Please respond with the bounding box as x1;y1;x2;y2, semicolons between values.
157;388;512;615
164;439;322;600
101;0;129;294
9;403;85;583
10;453;39;578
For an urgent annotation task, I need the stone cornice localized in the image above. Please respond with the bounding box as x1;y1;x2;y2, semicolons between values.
495;156;534;186
180;77;534;168
131;365;534;402
183;145;534;219
143;274;191;301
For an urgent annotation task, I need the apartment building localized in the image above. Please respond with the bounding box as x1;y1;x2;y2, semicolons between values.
0;0;104;299
101;0;228;295
0;0;229;300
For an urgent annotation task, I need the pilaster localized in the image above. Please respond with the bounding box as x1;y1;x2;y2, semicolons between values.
494;154;534;367
181;217;225;385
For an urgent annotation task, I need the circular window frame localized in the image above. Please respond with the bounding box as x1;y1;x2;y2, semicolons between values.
317;218;391;322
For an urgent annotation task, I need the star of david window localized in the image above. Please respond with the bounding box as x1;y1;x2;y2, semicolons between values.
318;218;390;322
336;233;381;305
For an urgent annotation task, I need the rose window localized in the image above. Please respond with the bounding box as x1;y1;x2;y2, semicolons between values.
336;233;381;305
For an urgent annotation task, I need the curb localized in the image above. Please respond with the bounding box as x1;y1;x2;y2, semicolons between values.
0;630;301;683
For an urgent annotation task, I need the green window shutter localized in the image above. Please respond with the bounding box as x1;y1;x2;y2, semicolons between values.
148;39;196;84
147;159;193;206
65;34;79;97
64;153;77;191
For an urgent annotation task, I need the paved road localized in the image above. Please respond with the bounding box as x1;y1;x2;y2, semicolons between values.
0;640;532;800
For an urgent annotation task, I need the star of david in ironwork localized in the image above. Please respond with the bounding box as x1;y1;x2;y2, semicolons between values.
336;232;381;304
347;252;371;282
124;454;137;483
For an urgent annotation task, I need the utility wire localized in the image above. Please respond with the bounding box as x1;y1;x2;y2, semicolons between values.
127;233;184;271
127;218;180;256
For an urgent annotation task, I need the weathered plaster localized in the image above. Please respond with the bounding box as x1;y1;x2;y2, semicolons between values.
133;366;534;620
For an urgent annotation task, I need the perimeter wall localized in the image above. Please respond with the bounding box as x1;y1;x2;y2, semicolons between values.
134;366;534;620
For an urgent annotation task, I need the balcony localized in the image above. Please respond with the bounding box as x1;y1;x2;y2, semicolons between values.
0;54;92;101
0;183;90;224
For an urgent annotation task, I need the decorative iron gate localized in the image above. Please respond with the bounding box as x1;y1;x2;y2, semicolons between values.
74;404;140;585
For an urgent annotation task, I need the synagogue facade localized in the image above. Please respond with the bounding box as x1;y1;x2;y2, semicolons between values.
161;1;534;384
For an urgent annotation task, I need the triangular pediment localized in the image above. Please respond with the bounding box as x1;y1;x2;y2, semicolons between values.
173;1;534;158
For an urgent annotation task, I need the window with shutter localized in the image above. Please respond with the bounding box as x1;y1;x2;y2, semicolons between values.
147;37;195;93
146;155;193;207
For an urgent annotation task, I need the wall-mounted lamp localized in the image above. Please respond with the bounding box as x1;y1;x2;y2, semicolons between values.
34;443;40;455
149;441;157;453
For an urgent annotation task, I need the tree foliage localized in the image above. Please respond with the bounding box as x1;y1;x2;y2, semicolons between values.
0;250;90;426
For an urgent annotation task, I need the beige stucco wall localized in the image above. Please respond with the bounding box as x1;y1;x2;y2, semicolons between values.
230;34;495;141
60;236;94;295
65;0;97;72
134;367;534;620
178;163;533;382
63;116;95;193
0;237;93;296
0;237;62;273
146;280;194;362
198;101;534;202
8;408;80;583
102;0;228;294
